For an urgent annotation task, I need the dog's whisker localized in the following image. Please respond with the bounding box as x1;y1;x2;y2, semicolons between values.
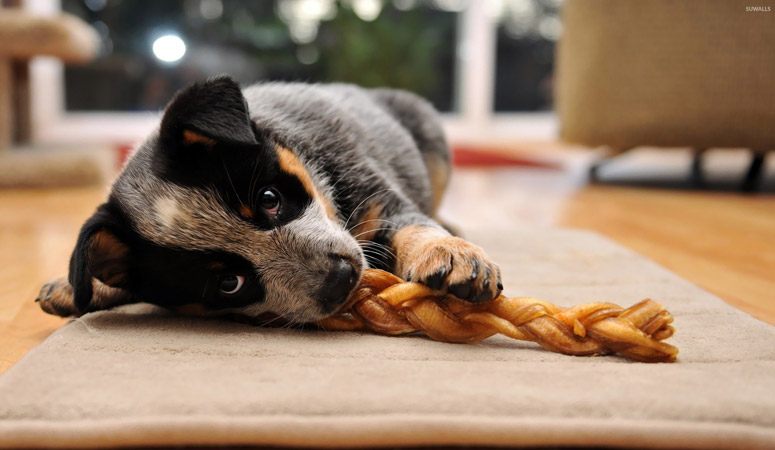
359;244;397;261
360;243;388;251
361;243;396;258
343;188;398;230
356;238;395;250
366;251;397;263
351;227;396;240
346;217;399;233
259;314;287;328
361;248;396;262
361;250;395;264
220;156;244;206
247;156;261;207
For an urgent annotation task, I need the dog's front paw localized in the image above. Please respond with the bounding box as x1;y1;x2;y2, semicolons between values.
395;227;502;302
36;277;78;317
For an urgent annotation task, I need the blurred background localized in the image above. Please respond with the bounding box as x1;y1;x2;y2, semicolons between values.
0;0;773;371
24;0;561;146
6;0;773;187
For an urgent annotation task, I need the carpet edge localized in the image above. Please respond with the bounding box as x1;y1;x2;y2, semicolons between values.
0;414;773;450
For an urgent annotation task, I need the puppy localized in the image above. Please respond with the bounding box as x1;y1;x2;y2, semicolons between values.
37;76;501;323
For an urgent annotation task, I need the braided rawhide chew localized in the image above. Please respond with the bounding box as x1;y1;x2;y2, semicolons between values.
318;269;678;362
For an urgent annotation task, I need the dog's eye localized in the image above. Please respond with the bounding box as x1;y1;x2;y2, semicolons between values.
219;275;245;295
259;187;281;216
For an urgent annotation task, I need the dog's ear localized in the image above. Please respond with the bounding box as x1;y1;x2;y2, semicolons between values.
160;75;257;148
68;203;132;313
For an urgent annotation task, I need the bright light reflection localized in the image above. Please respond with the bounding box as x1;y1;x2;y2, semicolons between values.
352;0;382;21
152;34;187;63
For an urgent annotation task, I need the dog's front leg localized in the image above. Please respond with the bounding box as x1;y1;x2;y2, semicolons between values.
36;277;135;317
366;211;502;303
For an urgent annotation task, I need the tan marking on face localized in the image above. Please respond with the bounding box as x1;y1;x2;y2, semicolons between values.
183;130;216;146
276;146;338;220
239;204;254;220
350;202;384;241
89;230;130;287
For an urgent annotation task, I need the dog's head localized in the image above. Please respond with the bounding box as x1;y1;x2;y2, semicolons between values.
68;76;364;322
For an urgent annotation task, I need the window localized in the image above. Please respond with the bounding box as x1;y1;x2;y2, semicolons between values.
31;0;560;145
63;0;459;112
494;0;560;111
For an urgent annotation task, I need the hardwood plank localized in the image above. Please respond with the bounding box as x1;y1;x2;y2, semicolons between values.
559;186;775;323
0;187;104;372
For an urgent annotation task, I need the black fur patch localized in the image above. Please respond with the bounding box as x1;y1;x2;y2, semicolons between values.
125;239;265;311
160;75;257;146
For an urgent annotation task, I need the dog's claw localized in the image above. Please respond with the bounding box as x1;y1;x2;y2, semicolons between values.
449;282;473;300
425;268;449;290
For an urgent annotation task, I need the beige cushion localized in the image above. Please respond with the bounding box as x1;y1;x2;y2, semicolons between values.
0;10;98;62
0;146;113;187
556;0;775;150
0;228;773;449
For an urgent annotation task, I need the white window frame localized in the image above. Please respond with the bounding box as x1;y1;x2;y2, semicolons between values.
27;0;557;147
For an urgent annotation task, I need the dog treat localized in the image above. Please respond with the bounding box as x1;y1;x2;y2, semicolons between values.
318;269;678;362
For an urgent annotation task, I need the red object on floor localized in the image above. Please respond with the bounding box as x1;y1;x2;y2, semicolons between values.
115;144;560;171
452;146;560;169
116;144;135;169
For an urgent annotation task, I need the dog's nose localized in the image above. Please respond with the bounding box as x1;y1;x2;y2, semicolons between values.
318;254;359;312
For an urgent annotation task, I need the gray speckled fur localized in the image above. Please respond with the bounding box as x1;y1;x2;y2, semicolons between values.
114;82;449;246
241;83;449;226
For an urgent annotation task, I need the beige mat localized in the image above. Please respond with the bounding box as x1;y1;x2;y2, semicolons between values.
0;228;773;449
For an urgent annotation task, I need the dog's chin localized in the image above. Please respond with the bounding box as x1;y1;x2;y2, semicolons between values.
281;308;328;324
277;287;361;324
249;294;331;324
282;296;355;324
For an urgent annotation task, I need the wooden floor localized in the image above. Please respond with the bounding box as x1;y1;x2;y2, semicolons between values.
1;151;774;373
